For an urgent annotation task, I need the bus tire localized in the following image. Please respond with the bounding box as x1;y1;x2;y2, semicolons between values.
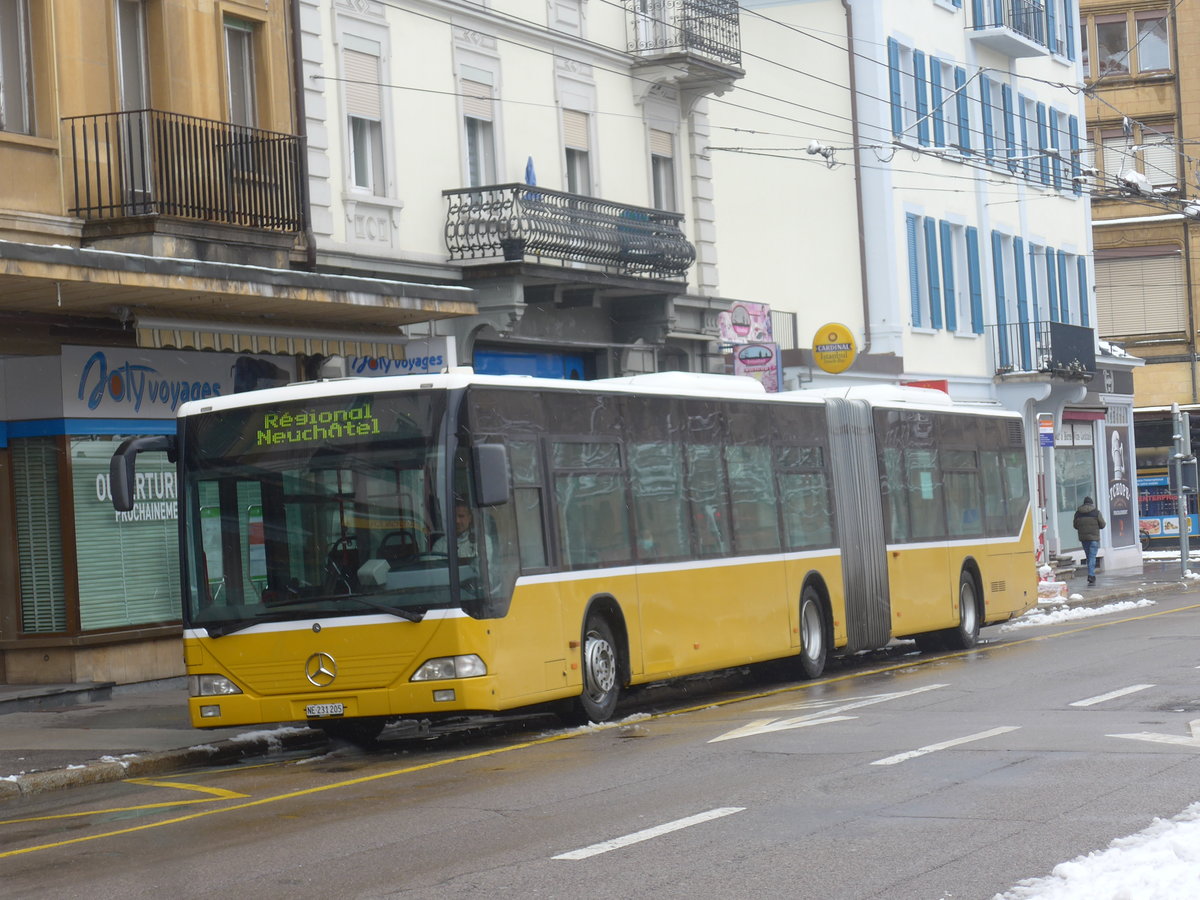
570;616;621;724
943;569;981;651
798;584;828;679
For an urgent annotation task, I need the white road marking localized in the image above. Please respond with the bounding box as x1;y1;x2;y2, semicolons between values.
710;683;948;744
552;807;746;860
1070;684;1155;707
869;726;1020;766
1111;719;1200;749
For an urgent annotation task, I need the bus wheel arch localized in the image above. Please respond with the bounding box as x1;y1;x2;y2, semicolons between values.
797;574;831;679
568;595;629;724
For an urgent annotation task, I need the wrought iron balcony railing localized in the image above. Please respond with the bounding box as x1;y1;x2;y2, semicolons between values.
625;0;741;68
62;109;303;232
970;0;1051;55
444;184;696;279
988;321;1096;379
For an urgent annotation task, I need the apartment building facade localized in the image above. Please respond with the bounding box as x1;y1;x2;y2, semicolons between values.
0;0;470;685
1080;1;1200;547
711;0;1141;570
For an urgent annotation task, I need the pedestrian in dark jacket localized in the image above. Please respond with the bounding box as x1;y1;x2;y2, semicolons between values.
1073;496;1106;585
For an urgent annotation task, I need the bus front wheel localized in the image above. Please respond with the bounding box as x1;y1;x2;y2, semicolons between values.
797;585;828;679
570;617;621;724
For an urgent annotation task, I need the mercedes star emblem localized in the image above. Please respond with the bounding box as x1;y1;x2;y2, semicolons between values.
305;652;338;687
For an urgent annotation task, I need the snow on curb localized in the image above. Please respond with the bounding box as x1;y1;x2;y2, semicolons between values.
0;726;323;801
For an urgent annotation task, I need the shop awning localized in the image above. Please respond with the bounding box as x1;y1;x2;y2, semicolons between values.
0;240;475;331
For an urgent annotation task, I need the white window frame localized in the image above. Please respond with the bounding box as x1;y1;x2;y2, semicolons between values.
342;34;388;196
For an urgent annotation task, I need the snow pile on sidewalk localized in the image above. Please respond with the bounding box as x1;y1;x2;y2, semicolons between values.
999;599;1156;632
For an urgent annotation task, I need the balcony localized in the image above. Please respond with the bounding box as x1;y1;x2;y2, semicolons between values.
625;0;743;94
989;321;1096;379
62;109;303;233
443;184;695;280
968;0;1052;58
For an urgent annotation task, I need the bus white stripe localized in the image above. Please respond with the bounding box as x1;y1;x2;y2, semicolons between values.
551;807;746;860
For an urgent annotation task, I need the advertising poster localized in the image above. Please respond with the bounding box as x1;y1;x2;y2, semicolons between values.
1106;423;1136;547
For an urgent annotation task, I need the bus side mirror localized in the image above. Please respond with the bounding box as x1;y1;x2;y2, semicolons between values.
473;443;510;507
110;435;176;512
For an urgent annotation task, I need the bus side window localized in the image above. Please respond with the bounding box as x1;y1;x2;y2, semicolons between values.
508;440;548;570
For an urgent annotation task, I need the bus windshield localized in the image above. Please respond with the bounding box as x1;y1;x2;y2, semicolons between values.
179;391;485;635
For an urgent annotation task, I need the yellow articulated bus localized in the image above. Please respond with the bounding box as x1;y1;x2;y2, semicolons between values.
110;370;1035;739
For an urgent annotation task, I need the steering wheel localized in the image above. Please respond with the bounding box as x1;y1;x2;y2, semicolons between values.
324;535;359;593
378;529;421;564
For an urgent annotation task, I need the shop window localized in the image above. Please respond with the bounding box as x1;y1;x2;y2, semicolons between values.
73;437;180;629
14;438;66;633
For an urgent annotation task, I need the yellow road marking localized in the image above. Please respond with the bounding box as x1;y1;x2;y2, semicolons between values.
3;599;1197;859
0;779;248;826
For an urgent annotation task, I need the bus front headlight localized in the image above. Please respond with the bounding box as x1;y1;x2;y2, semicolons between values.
189;674;244;696
411;655;487;681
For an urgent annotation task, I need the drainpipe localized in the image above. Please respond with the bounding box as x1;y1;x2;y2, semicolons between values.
842;0;872;356
1169;5;1196;402
290;0;317;270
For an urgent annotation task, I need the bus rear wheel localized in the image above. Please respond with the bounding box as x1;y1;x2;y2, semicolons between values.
797;585;827;679
569;616;621;724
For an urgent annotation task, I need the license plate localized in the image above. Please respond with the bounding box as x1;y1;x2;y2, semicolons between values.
305;702;345;718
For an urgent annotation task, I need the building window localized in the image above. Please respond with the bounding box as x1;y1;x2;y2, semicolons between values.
1099;123;1177;192
0;0;34;134
116;0;149;111
1086;10;1171;78
224;17;257;127
649;128;675;210
14;438;65;633
1135;11;1170;72
344;40;386;195
462;78;497;188
1095;248;1186;337
563;108;591;194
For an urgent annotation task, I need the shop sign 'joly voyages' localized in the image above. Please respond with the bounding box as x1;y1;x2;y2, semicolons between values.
61;345;297;419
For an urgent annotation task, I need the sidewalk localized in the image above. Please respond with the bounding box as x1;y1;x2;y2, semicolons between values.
2;562;1198;802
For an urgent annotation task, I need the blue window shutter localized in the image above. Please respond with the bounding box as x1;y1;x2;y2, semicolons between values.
1049;108;1061;189
930;59;945;147
888;39;903;137
1013;237;1031;370
1046;248;1059;322
955;67;971;153
1068;115;1081;194
972;0;983;27
940;220;957;331
966;227;984;334
981;76;994;162
1057;250;1070;323
1046;0;1058;54
1077;255;1089;326
906;213;922;326
1002;84;1016;172
991;232;1008;326
1036;103;1049;184
991;231;1009;368
992;0;1002;22
1064;0;1076;60
1028;244;1041;324
914;51;929;146
924;218;942;328
1019;94;1031;178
